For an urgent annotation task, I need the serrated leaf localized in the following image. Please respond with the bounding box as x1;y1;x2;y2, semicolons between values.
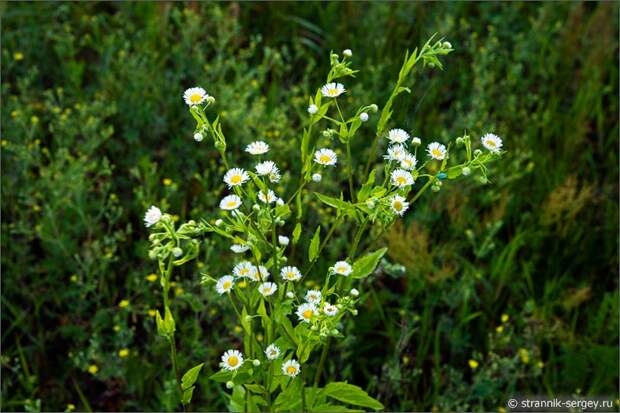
351;248;387;279
309;226;321;262
181;363;204;390
323;382;384;411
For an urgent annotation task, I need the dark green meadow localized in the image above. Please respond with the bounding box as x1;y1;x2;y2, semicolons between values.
1;2;618;411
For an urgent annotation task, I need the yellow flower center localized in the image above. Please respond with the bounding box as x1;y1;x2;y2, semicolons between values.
328;88;338;96
223;281;232;289
393;201;403;211
319;154;331;163
228;356;239;367
303;309;313;319
227;201;237;208
396;177;406;185
287;272;295;279
231;175;242;184
263;287;271;294
486;139;496;147
287;366;297;375
240;268;249;275
190;93;203;103
432;149;443;158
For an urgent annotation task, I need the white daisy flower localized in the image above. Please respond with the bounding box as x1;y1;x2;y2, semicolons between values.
323;303;338;316
144;206;162;228
245;141;270;155
359;112;369;122
314;148;338;166
387;128;410;144
281;266;302;281
384;144;408;162
481;133;503;153
282;359;301;377
333;261;352;276
257;266;270;281
220;349;244;371
320;83;345;98
215;275;235;295
219;194;242;211
258;282;278;297
305;290;322;305
278;236;290;246
223;168;249;188
233;261;257;279
308;104;318;114
391;169;414;187
258;189;277;204
400;153;418;170
312;173;322;182
255;161;277;176
183;87;208;106
230;244;250;254
427;142;447;160
269;169;281;183
265;344;281;360
390;195;410;216
296;303;317;323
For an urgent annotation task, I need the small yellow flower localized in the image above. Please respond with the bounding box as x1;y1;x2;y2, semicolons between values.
146;273;158;282
468;359;479;369
518;348;530;364
163;178;172;186
14;52;24;61
501;314;509;323
118;299;130;308
118;348;129;358
67;403;76;412
496;325;504;333
70;274;78;283
148;309;157;317
88;364;98;374
234;325;243;334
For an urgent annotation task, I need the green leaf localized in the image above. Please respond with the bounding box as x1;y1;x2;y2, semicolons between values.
312;404;363;413
323;382;384;411
351;248;387;279
447;165;463;179
309;226;321;262
315;192;355;213
292;223;302;244
357;170;376;202
181;386;195;405
181;363;204;390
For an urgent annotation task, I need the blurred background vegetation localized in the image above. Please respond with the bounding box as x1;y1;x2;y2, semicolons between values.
1;2;618;412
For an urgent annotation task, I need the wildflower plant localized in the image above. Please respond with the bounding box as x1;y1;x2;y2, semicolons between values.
146;36;504;411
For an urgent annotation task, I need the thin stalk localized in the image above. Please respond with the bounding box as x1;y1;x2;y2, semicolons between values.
313;340;330;387
301;367;307;412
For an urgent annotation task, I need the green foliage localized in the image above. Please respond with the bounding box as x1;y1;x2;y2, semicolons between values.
1;2;617;412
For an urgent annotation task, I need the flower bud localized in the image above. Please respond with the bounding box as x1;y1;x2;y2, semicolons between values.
215;219;223;226
359;112;369;122
226;381;234;389
312;173;322;182
253;359;261;367
307;104;318;115
431;185;441;192
369;104;379;113
278;236;290;246
473;149;482;157
206;96;216;105
366;199;375;209
253;204;260;211
194;132;204;142
478;176;488;184
411;137;421;146
350;288;359;297
286;291;295;299
311;325;318;331
352;309;358;316
277;219;285;227
148;250;158;260
172;247;183;258
456;137;464;145
343;49;353;57
462;166;471;176
443;41;452;49
331;328;339;335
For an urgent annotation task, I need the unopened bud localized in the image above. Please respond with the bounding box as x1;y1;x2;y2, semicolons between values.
473;149;482;157
352;309;358;316
253;204;260;211
312;173;322;182
286;291;295;299
369;104;379;113
215;219;223;226
462;166;471;176
456;137;464;145
226;381;234;389
194;132;204;142
359;112;369;122
307;104;318;115
350;288;359;297
206;96;216;105
411;137;421;146
343;49;353;57
172;247;183;257
253;359;261;367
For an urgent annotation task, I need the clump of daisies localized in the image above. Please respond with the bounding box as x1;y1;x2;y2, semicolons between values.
146;37;504;411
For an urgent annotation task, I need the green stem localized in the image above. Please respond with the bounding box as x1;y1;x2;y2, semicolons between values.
301;367;307;412
346;141;355;201
313;340;330;387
